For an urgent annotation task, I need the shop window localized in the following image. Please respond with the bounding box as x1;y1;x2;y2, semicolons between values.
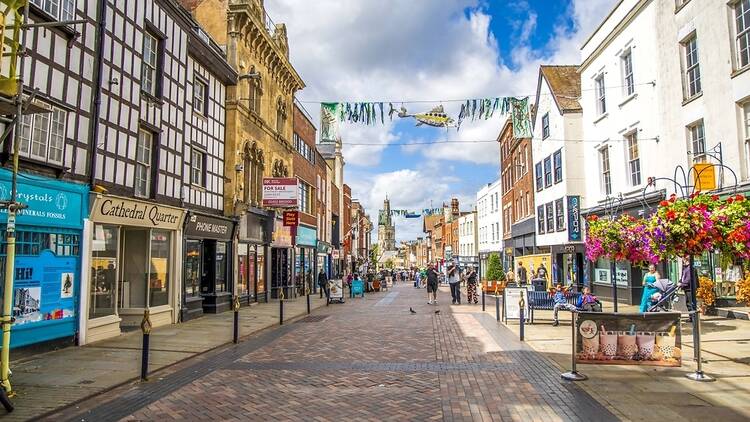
90;225;118;319
184;240;201;298
215;242;228;292
18;106;66;165
149;230;171;307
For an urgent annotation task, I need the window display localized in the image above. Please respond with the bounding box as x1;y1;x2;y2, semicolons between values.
90;225;119;319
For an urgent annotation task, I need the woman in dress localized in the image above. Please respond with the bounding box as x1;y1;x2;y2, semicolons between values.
639;264;661;312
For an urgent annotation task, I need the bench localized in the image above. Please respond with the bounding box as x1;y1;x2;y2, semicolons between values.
527;291;581;324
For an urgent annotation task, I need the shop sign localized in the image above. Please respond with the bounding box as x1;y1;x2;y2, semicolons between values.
503;287;530;320
332;249;340;259
241;213;268;244
317;241;332;254
262;178;298;207
567;195;581;242
283;211;299;227
90;195;184;230
575;312;681;367
271;219;293;248
0;168;87;229
593;268;628;287
184;212;234;241
295;225;317;247
693;163;716;191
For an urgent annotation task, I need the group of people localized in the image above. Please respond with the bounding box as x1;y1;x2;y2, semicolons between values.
419;260;479;305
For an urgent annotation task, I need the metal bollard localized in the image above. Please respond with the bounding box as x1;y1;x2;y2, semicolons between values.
495;295;500;321
279;289;285;325
306;285;311;315
519;295;525;342
140;309;152;381
481;282;485;311
233;296;240;344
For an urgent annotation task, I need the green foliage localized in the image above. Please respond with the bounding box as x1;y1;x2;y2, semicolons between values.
485;253;504;281
385;259;395;269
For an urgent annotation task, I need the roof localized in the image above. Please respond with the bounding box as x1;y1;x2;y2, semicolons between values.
539;65;581;113
423;215;441;233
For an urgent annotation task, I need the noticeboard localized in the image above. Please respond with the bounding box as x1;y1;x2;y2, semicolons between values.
329;279;343;300
503;287;530;320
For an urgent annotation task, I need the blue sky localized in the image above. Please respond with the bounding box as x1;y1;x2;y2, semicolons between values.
267;0;615;241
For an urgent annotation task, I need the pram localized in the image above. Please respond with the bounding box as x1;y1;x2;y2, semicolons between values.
647;278;680;312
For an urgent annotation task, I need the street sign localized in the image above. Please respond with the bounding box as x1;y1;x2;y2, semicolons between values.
332;249;340;259
262;178;298;207
283;211;299;227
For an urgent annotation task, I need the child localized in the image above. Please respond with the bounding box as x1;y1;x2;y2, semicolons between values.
551;284;576;326
576;287;600;312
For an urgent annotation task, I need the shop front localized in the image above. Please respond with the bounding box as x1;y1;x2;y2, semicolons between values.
550;244;585;290
317;240;332;281
86;195;184;344
270;218;293;299
182;212;236;320
0;169;88;349
295;225;317;297
237;211;271;304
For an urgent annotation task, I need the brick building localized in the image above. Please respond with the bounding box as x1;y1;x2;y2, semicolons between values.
343;184;352;273
292;101;318;295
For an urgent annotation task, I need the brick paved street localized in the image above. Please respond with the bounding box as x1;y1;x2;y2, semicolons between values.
43;283;616;422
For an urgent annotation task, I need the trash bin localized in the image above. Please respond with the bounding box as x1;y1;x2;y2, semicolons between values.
531;278;547;291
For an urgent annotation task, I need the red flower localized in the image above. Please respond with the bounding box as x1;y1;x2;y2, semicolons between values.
711;195;720;201
659;200;669;207
728;198;735;204
666;210;677;220
588;215;599;221
735;194;745;202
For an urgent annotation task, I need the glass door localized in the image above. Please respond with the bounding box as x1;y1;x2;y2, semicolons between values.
185;240;202;298
90;225;120;319
120;228;149;309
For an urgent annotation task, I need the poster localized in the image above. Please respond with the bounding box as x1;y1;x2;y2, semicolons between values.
575;312;681;367
262;178;298;207
329;279;343;300
503;287;529;320
60;272;74;298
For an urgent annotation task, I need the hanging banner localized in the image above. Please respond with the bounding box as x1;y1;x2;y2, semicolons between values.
575;312;681;367
567;195;581;242
510;97;532;138
321;102;341;141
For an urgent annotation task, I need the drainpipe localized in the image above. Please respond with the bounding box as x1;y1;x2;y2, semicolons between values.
88;0;107;186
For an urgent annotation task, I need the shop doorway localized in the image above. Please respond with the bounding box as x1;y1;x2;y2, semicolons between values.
271;248;291;299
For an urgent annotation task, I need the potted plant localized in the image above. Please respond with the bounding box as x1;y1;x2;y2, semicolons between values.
696;276;716;315
484;253;505;293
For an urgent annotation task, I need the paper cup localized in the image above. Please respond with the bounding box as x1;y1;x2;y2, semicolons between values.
636;332;655;359
582;336;599;357
600;331;618;356
617;331;638;359
655;332;676;360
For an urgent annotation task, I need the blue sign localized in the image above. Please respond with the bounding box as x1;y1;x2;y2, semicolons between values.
0;168;88;229
296;225;317;247
567;195;581;242
11;250;79;348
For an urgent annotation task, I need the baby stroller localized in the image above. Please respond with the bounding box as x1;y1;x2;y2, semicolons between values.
647;278;680;312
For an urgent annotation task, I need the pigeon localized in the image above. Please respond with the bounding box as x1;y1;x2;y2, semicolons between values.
435;310;440;315
409;307;417;314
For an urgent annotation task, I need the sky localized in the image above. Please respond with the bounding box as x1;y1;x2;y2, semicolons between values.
265;0;616;242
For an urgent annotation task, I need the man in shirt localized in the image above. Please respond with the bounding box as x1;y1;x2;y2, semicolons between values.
447;261;461;305
517;261;528;285
426;264;439;304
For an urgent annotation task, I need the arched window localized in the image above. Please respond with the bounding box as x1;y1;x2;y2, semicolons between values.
243;142;255;204
254;150;264;205
249;73;262;113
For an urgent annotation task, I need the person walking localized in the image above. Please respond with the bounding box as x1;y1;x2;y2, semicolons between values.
516;261;528;285
318;269;329;303
426;264;439;304
639;264;661;313
447;261;461;305
679;257;698;321
465;265;478;304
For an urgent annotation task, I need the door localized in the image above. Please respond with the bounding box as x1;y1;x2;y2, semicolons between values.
119;228;149;309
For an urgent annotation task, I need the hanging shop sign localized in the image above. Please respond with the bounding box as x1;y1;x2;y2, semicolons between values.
184;212;234;241
295;225;317;247
283;211;299;227
332;249;341;259
567;195;581;242
692;163;716;191
262;178;298;207
575;312;681;367
90;195;184;230
0;168;87;229
317;240;332;254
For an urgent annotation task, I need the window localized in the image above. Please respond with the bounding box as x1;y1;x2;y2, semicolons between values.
248;75;262;113
522;146;528;175
525;192;530;217
545;202;554;233
555;198;564;231
535;162;543;191
543;156;552;187
553;149;563;184
191;148;205;186
142;32;160;96
537;205;545;234
621;49;634;96
736;0;750;69
626;132;641;186
18;106;66;165
683;35;701;98
542;113;550;139
595;74;606;115
298;181;314;214
688;120;706;163
32;0;75;21
744;103;750;179
193;77;208;115
599;147;611;195
135;129;153;198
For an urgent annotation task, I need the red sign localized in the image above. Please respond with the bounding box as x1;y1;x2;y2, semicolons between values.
283;211;299;227
262;178;298;207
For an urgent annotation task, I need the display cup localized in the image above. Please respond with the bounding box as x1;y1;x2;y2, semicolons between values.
582;336;599;358
655;332;676;360
600;331;618;356
636;332;655;359
617;331;638;359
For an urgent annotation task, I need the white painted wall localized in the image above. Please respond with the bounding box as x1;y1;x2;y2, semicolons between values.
476;179;503;253
532;74;584;247
458;211;478;257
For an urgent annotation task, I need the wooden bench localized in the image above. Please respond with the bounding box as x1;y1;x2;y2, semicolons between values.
527;291;581;324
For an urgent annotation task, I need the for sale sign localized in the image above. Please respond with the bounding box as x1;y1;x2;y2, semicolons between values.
262;178;298;207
